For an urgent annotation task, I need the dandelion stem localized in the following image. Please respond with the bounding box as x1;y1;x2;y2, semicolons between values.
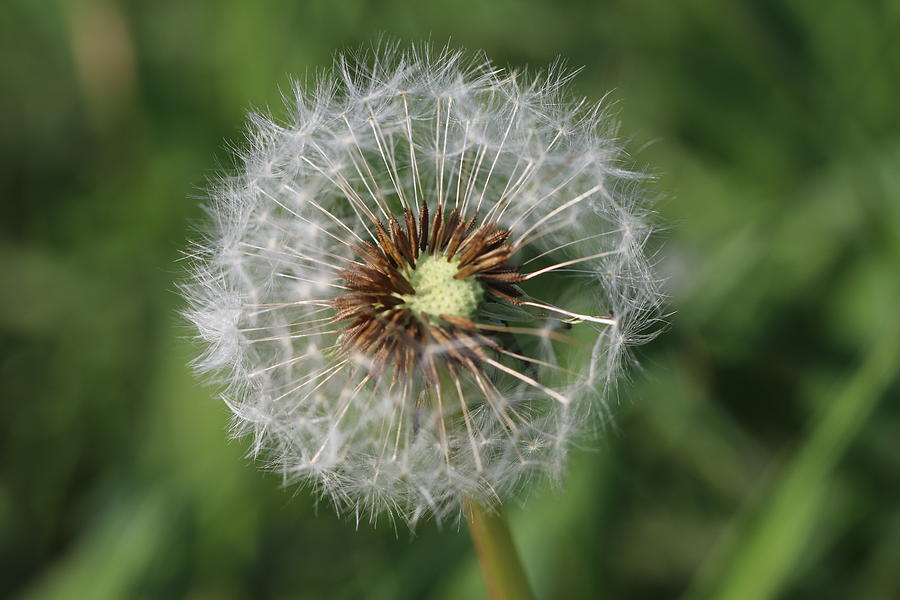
463;499;534;600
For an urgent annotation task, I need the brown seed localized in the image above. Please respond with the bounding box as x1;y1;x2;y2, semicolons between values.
331;200;526;377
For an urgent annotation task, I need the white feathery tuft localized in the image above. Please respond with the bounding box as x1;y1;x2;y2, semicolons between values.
182;42;663;527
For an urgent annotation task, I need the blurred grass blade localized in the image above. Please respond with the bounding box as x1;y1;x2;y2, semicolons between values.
19;492;171;600
685;310;900;600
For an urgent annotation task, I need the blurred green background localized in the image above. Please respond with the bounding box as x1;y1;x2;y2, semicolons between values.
2;1;899;598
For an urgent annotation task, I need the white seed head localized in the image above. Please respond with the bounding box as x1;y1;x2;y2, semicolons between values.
182;43;663;527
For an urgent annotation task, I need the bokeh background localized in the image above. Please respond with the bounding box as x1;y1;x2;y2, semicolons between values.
3;1;899;598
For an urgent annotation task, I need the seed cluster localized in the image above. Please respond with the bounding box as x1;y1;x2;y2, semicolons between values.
331;202;525;380
183;47;662;524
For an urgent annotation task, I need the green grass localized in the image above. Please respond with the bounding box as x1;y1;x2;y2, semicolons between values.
2;1;898;598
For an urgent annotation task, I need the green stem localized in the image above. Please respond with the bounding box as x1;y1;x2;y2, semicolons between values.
464;499;535;600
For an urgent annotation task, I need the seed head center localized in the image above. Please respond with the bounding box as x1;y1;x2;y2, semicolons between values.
400;255;483;319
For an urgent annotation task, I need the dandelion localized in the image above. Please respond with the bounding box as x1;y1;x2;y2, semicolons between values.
183;44;660;537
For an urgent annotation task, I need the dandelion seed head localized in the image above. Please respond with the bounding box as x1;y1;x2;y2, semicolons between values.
182;42;663;526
